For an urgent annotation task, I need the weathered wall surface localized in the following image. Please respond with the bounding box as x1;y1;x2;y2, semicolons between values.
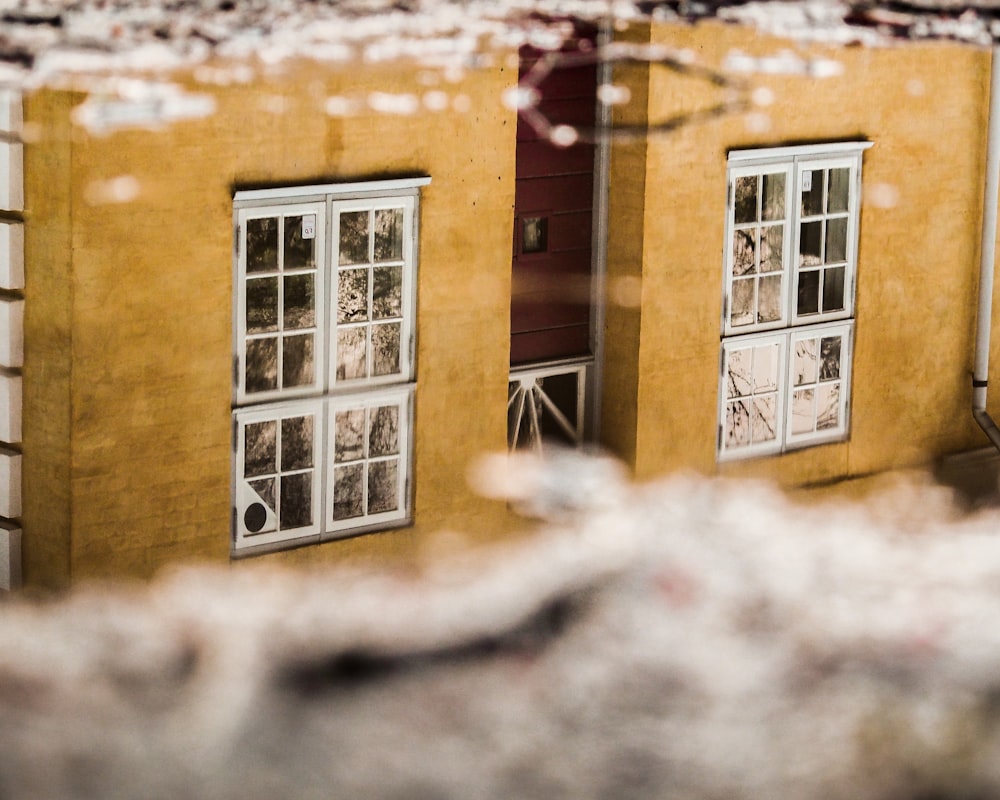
606;21;992;485
23;55;519;586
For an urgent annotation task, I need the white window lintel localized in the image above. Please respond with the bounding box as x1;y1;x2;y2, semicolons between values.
728;141;872;166
234;176;431;205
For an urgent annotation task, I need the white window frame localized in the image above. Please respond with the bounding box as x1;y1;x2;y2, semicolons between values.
232;178;428;554
718;143;867;462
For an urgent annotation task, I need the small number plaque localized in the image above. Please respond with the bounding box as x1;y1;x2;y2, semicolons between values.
302;215;316;240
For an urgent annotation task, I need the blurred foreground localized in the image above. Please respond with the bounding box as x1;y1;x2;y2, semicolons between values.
2;453;1000;799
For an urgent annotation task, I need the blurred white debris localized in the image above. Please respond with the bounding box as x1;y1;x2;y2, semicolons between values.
83;175;141;206
70;81;216;135
723;48;845;77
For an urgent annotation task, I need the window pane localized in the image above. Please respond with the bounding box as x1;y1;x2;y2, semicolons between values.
245;337;278;394
797;271;820;316
333;464;364;520
280;415;313;471
368;460;399;514
246;217;278;273
246;478;276;533
731;279;755;327
246;277;278;334
372;323;401;377
339;211;369;265
338;269;369;323
793;337;818;386
820;335;842;380
282;334;314;388
244;420;277;477
335;409;366;462
248;477;276;512
799;221;823;266
761;225;783;272
758;275;782;323
761;173;785;221
826;217;847;263
828;168;850;213
726;400;750;447
791;388;815;434
522;217;548;254
734;176;757;224
283;274;315;329
822;267;846;313
816;383;841;429
753;343;780;393
337;327;368;381
732;229;756;276
752;396;777;442
369;405;400;457
280;472;312;529
801;170;823;216
727;348;751;398
284;215;316;270
373;266;402;320
374;208;404;261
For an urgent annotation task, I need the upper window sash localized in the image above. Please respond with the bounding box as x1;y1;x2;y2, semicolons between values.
235;202;327;405
330;194;417;390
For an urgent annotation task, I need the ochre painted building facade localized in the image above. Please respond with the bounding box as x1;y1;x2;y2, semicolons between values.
4;21;1000;588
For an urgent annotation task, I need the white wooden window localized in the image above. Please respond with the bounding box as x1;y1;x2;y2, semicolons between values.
719;143;866;461
232;179;427;553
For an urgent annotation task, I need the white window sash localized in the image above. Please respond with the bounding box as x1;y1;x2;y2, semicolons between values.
785;321;853;449
718;330;788;461
234;202;327;405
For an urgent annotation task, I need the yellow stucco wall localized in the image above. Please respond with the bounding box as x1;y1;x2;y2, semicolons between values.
22;55;520;587
604;20;993;487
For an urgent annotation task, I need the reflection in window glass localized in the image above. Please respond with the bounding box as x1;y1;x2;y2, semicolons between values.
817;384;840;429
368;460;398;514
758;275;782;324
280;472;312;529
373;267;402;320
801;170;824;216
522;217;548;254
338;269;369;323
823;268;845;313
335;409;365;462
826;218;848;263
751;396;777;442
282;334;314;388
369;405;400;457
761;226;783;272
727;348;751;398
246;338;279;394
247;217;278;273
248;478;276;514
333;464;364;520
372;324;401;377
246;278;279;334
797;271;820;316
793;338;818;386
799;221;823;266
245;421;277;477
337;328;368;381
820;336;842;380
281;415;314;471
732;230;756;276
761;173;785;221
339;211;369;265
752;343;780;393
828;168;850;213
791;388;816;434
283;274;315;329
734;176;757;224
374;208;404;261
726;400;750;447
284;215;316;270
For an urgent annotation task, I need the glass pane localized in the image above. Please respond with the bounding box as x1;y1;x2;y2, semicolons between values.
283;274;315;329
246;277;278;334
816;383;841;430
373;267;403;320
826;217;847;263
734;175;757;225
823;267;846;313
280;472;312;529
369;405;400;457
791;388;815;434
799;221;823;266
726;348;751;398
246;217;278;273
337;327;368;381
732;229;756;276
793;337;818;386
339;211;369;265
828;168;850;213
282;334;314;388
244;420;277;477
284;215;316;271
333;464;364;520
280;415;313;472
248;478;276;512
820;336;842;380
752;396;777;442
245;337;278;394
522;217;548;254
753;343;779;392
797;271;820;316
761;225;783;272
801;170;823;216
338;269;369;323
372;323;401;377
335;409;366;462
761;173;785;221
725;400;750;447
374;208;404;261
758;275;782;323
730;279;755;327
368;460;399;514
